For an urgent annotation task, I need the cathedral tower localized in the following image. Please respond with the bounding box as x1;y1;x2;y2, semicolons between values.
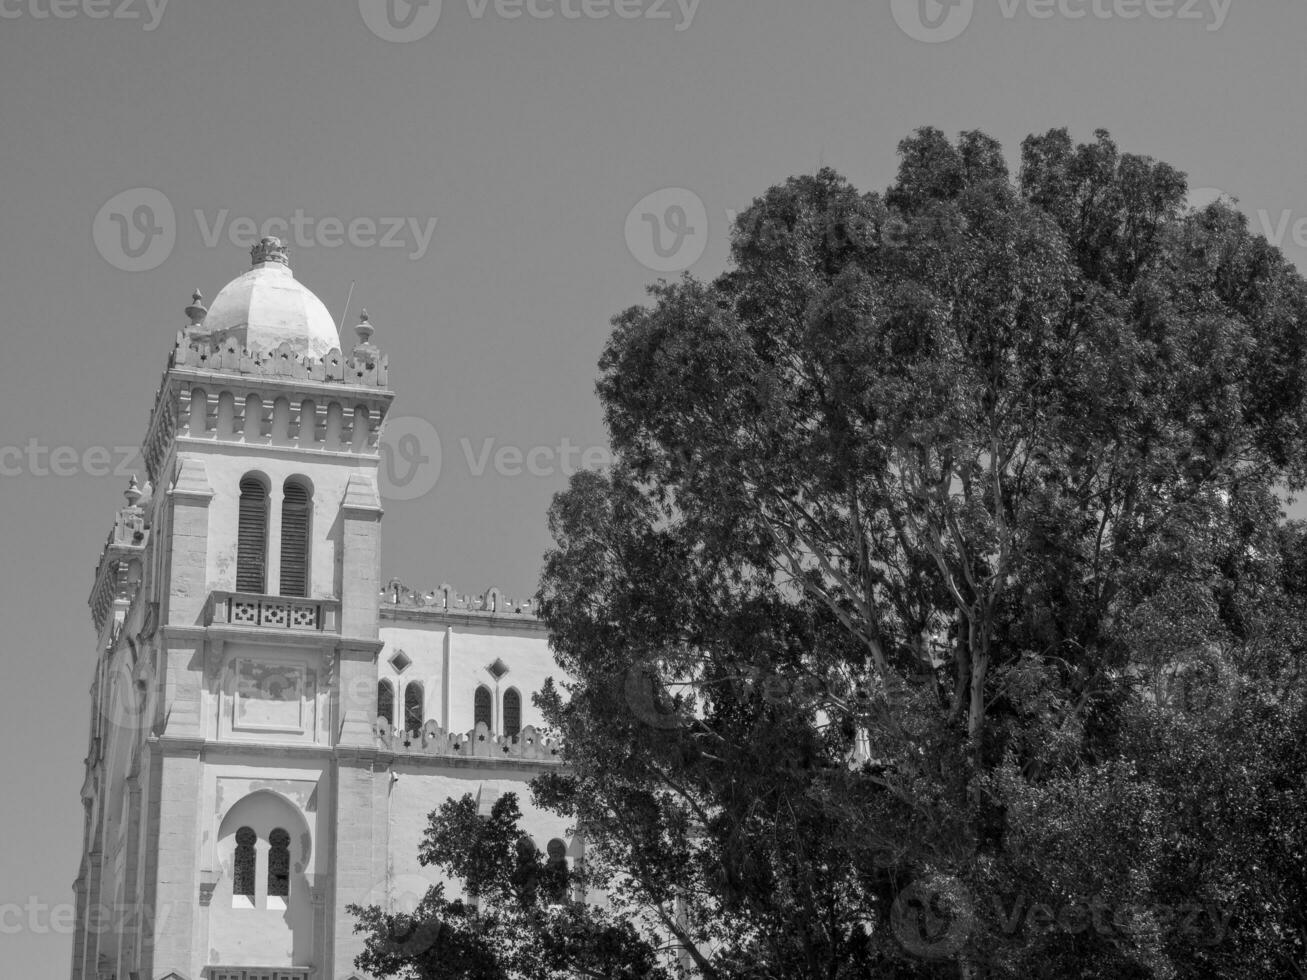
73;239;571;980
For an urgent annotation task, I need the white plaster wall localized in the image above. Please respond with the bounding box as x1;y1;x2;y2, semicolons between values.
379;623;558;735
380;766;577;904
201;639;333;746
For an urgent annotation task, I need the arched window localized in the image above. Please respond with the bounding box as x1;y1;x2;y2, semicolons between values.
404;683;424;734
267;828;290;900
545;838;568;903
516;835;537;863
377;680;394;726
236;477;268;593
503;688;522;738
279;479;311;597
474;686;492;730
233;826;257;899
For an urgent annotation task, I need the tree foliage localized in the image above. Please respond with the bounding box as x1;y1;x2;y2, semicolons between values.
356;128;1307;979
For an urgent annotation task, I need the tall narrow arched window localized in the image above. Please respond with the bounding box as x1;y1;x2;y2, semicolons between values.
474;686;492;730
503;688;522;738
236;477;269;593
233;826;257;900
267;828;290;900
378;680;394;726
545;838;569;903
279;479;311;597
404;683;424;734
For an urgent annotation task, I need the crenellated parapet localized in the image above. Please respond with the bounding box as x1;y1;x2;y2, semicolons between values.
374;719;562;763
89;478;149;635
139;330;395;486
171;330;389;387
380;578;539;618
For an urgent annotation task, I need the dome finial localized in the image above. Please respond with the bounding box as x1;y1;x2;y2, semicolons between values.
356;308;374;345
185;289;207;327
251;236;290;269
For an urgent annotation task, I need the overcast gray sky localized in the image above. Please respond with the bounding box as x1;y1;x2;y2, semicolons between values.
3;1;1306;976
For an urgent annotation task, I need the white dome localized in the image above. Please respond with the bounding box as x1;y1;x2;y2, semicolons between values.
202;238;341;359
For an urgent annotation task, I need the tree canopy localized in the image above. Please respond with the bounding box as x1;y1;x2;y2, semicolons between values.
355;127;1307;980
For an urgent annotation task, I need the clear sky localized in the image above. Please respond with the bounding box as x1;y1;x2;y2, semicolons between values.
3;1;1306;976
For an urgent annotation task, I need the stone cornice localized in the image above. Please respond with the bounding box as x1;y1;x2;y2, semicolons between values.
166;366;396;408
202;626;355;650
380;605;549;634
141;335;396;486
150;734;337;761
377;751;564;773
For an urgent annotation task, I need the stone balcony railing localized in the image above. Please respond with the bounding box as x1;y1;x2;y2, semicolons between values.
375;719;563;763
203;591;341;632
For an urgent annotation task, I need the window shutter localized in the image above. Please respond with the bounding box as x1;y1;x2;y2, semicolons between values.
404;683;424;733
233;827;257;898
474;686;492;730
503;689;521;737
236;479;268;593
279;482;310;597
267;828;290;898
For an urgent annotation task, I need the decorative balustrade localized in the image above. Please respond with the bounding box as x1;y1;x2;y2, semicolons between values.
208;968;310;980
374;720;562;763
204;591;340;632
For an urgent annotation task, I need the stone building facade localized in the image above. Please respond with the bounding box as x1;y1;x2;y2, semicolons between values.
72;239;572;980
